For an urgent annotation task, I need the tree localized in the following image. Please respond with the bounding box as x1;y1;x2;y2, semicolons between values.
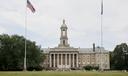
111;43;128;70
0;34;44;71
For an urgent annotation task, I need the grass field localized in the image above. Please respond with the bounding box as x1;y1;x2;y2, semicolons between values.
0;71;128;76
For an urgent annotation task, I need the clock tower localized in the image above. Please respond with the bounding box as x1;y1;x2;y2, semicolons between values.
58;19;70;47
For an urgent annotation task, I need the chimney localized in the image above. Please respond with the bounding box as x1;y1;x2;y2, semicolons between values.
93;43;95;52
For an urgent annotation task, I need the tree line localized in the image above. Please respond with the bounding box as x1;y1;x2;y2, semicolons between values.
110;43;128;70
0;34;45;71
0;34;128;71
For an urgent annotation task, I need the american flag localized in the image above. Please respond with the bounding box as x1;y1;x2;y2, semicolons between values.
27;0;35;13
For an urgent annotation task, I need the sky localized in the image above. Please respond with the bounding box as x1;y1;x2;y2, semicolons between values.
0;0;128;51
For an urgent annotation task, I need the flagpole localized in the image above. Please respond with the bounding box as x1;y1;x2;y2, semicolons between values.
100;0;103;71
100;11;103;71
24;0;27;71
23;0;35;71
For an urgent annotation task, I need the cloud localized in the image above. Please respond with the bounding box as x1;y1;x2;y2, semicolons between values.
0;0;128;51
0;26;7;34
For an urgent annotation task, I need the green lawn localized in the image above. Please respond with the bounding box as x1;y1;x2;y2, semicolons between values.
0;71;128;76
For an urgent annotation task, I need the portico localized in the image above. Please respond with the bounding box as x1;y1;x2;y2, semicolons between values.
49;52;79;68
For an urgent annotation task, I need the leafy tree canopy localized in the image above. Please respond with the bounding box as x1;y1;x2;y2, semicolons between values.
110;43;128;70
0;34;44;71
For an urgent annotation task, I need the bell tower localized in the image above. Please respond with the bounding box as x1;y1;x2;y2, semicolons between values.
58;19;70;47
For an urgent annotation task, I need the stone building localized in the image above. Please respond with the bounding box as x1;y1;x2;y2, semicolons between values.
42;20;110;70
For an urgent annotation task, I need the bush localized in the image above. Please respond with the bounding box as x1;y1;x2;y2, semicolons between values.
83;65;93;70
70;67;79;70
83;65;99;71
93;66;99;70
27;65;43;71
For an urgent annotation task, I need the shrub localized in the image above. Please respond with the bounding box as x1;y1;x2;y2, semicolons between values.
83;65;99;71
83;65;93;70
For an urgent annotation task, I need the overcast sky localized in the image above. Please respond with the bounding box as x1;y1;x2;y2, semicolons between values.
0;0;128;51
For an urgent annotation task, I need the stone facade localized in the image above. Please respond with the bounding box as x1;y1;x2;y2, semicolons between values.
42;20;110;70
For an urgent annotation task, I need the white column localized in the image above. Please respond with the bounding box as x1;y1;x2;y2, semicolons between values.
69;54;71;67
61;54;63;67
49;54;52;67
73;54;74;67
53;54;55;67
76;54;79;67
57;54;59;67
65;54;67;67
